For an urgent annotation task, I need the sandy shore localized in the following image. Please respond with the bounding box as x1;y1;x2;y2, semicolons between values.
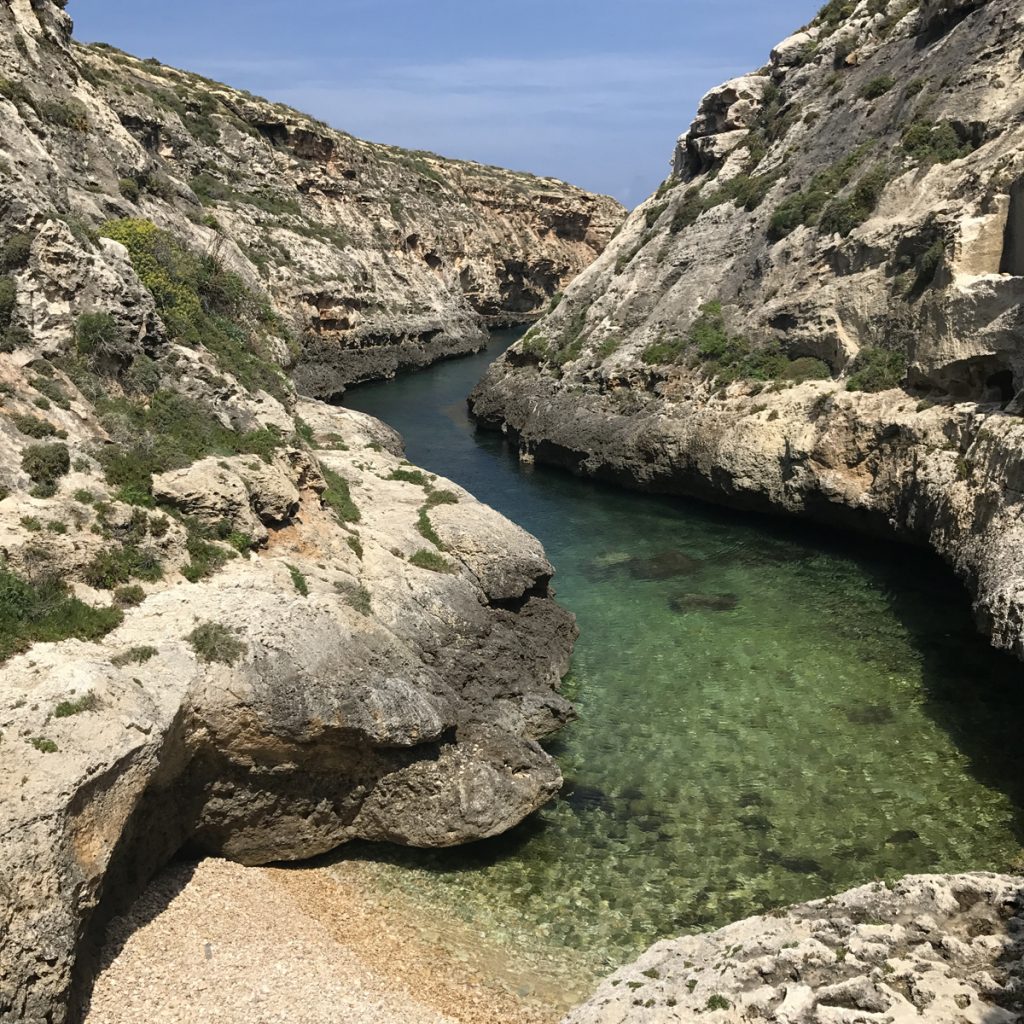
83;857;572;1024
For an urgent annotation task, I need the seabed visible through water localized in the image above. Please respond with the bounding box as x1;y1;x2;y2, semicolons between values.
339;328;1024;990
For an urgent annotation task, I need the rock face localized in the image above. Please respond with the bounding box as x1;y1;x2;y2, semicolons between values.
471;0;1024;660
0;3;583;1021
565;874;1024;1024
0;0;624;399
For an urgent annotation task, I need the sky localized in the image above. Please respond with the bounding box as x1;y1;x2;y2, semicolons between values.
69;0;823;209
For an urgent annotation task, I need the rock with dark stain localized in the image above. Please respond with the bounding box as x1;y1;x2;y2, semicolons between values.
846;704;896;726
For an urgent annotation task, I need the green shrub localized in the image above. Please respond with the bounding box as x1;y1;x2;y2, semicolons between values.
21;442;70;497
287;563;309;596
705;995;731;1011
819;164;891;237
0;277;16;331
111;645;158;667
181;521;234;583
187;621;245;665
38;97;89;131
12;414;61;439
114;585;146;607
860;74;896;99
408;549;456;573
1;232;32;272
641;337;687;366
20;516;42;532
0;566;123;663
30;737;58;754
846;347;907;392
0;77;36;110
321;466;360;523
82;544;163;589
31;375;71;410
346;534;363;560
901;120;974;164
95;390;284;504
75;312;122;357
768;146;872;240
118;177;141;203
335;581;371;616
416;508;444;549
99;219;289;401
424;489;458;508
388;467;431;487
54;693;97;717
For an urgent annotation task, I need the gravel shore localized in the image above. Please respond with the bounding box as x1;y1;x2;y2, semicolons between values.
84;858;565;1024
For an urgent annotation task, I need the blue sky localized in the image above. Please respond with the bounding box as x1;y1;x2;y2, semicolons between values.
69;0;822;208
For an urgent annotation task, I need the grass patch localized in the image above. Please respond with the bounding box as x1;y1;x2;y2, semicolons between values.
388;467;431;487
30;737;58;754
335;581;371;616
0;566;123;663
114;585;146;607
860;74;896;100
902;121;976;164
111;645;158;667
408;549;456;573
53;693;98;717
416;508;445;549
186;621;245;665
287;563;309;596
818;163;891;237
321;466;360;523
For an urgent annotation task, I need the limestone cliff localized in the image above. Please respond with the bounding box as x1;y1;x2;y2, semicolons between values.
0;0;623;398
0;1;585;1021
472;0;1024;659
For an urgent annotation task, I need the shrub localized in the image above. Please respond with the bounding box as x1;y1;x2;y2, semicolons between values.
54;693;97;717
0;277;17;330
30;737;58;754
21;442;70;496
118;177;141;202
38;97;89;131
114;585;146;607
424;489;458;508
321;466;360;523
82;544;163;589
187;621;245;665
416;508;444;549
20;516;42;532
346;534;363;560
846;347;907;392
818;164;891;237
1;232;32;272
705;995;731;1011
99;219;289;401
0;566;123;663
287;563;309;596
111;645;158;667
12;414;61;439
408;549;456;573
0;77;36;110
388;467;431;487
901;120;974;164
860;74;896;100
75;312;122;357
335;581;371;616
641;337;687;366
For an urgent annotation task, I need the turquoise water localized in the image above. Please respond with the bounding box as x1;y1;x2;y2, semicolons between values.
340;328;1024;977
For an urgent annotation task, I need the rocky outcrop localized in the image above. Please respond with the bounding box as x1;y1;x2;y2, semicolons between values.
0;3;585;1021
565;873;1024;1024
471;0;1024;659
0;0;624;399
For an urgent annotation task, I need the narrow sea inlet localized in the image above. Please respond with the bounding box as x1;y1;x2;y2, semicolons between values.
341;328;1024;983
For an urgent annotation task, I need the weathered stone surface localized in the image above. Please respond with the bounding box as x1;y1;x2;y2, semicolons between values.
564;874;1024;1024
0;0;623;398
0;398;577;1024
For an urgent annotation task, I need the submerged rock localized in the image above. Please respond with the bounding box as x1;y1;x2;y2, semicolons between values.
668;591;739;613
626;550;703;580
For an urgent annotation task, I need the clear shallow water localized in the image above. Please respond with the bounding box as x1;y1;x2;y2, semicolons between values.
340;328;1024;979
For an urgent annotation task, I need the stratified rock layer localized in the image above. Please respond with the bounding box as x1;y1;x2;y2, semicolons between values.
0;0;623;397
0;3;585;1021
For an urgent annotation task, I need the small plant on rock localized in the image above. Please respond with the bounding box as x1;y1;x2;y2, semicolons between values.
186;621;246;665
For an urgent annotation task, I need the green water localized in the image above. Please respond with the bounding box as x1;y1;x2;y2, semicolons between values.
341;328;1024;976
